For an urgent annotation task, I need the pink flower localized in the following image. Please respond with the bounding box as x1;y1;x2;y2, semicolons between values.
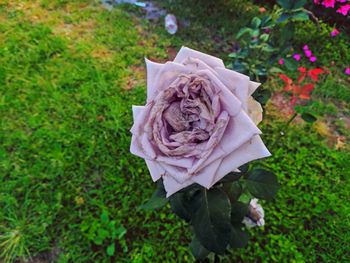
279;58;285;65
345;67;350;75
337;4;350;16
314;0;321;3
322;0;335;8
310;56;317;62
330;28;340;37
293;54;301;61
130;47;270;197
305;50;312;58
337;0;346;3
303;45;309;50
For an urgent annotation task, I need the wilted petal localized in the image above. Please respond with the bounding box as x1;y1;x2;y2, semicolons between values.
190;110;261;174
145;58;164;103
247;97;263;125
174;46;225;69
248;81;261;95
196;69;242;116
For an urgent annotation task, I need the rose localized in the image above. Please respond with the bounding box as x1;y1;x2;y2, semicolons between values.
130;47;270;197
242;198;265;228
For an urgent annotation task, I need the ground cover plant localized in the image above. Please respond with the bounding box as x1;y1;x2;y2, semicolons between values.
0;0;349;262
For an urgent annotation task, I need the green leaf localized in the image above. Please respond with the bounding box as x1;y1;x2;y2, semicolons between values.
169;192;192;221
269;67;284;74
277;0;293;9
140;182;167;210
259;33;269;42
218;172;243;184
169;188;202;221
231;201;249;224
261;15;273;28
98;228;109;240
236;27;252;39
229;227;249;248
232;60;246;74
189;236;210;260
291;10;309;21
101;210;109;224
115;225;127;239
223;181;242;203
252;88;271;106
228;52;238;58
280;23;295;44
277;13;292;24
251;17;261;29
107;243;115;256
192;189;232;254
292;0;307;9
245;169;279;200
301;112;317;123
284;58;298;71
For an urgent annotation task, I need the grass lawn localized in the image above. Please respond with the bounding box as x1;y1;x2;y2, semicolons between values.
0;0;349;262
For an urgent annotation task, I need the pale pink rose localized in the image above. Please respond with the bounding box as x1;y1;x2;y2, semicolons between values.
130;47;271;197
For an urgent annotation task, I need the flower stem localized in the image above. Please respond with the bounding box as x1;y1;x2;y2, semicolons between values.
270;112;298;148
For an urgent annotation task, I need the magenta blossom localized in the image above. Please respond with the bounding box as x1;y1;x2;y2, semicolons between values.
303;45;309;50
337;0;346;3
310;56;317;62
293;54;301;61
330;28;340;37
345;67;350;75
337;4;350;15
279;58;285;65
305;50;312;58
322;0;335;8
314;0;321;3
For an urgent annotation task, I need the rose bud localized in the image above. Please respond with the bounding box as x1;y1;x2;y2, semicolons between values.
242;198;265;228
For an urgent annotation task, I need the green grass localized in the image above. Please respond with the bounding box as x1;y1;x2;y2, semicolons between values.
0;0;349;262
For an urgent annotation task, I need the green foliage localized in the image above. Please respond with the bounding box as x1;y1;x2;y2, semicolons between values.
230;0;310;81
300;112;317;123
140;181;168;210
245;169;280;200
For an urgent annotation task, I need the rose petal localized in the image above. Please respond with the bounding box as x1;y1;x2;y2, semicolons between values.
130;135;148;159
159;163;192;184
163;175;194;198
145;160;165;182
156;155;194;169
174;46;225;69
191;158;222;188
247;97;263;125
212;135;271;185
146;61;192;102
214;67;250;111
132;105;145;121
189;110;261;174
248;81;261;95
196;69;242;116
145;58;164;103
